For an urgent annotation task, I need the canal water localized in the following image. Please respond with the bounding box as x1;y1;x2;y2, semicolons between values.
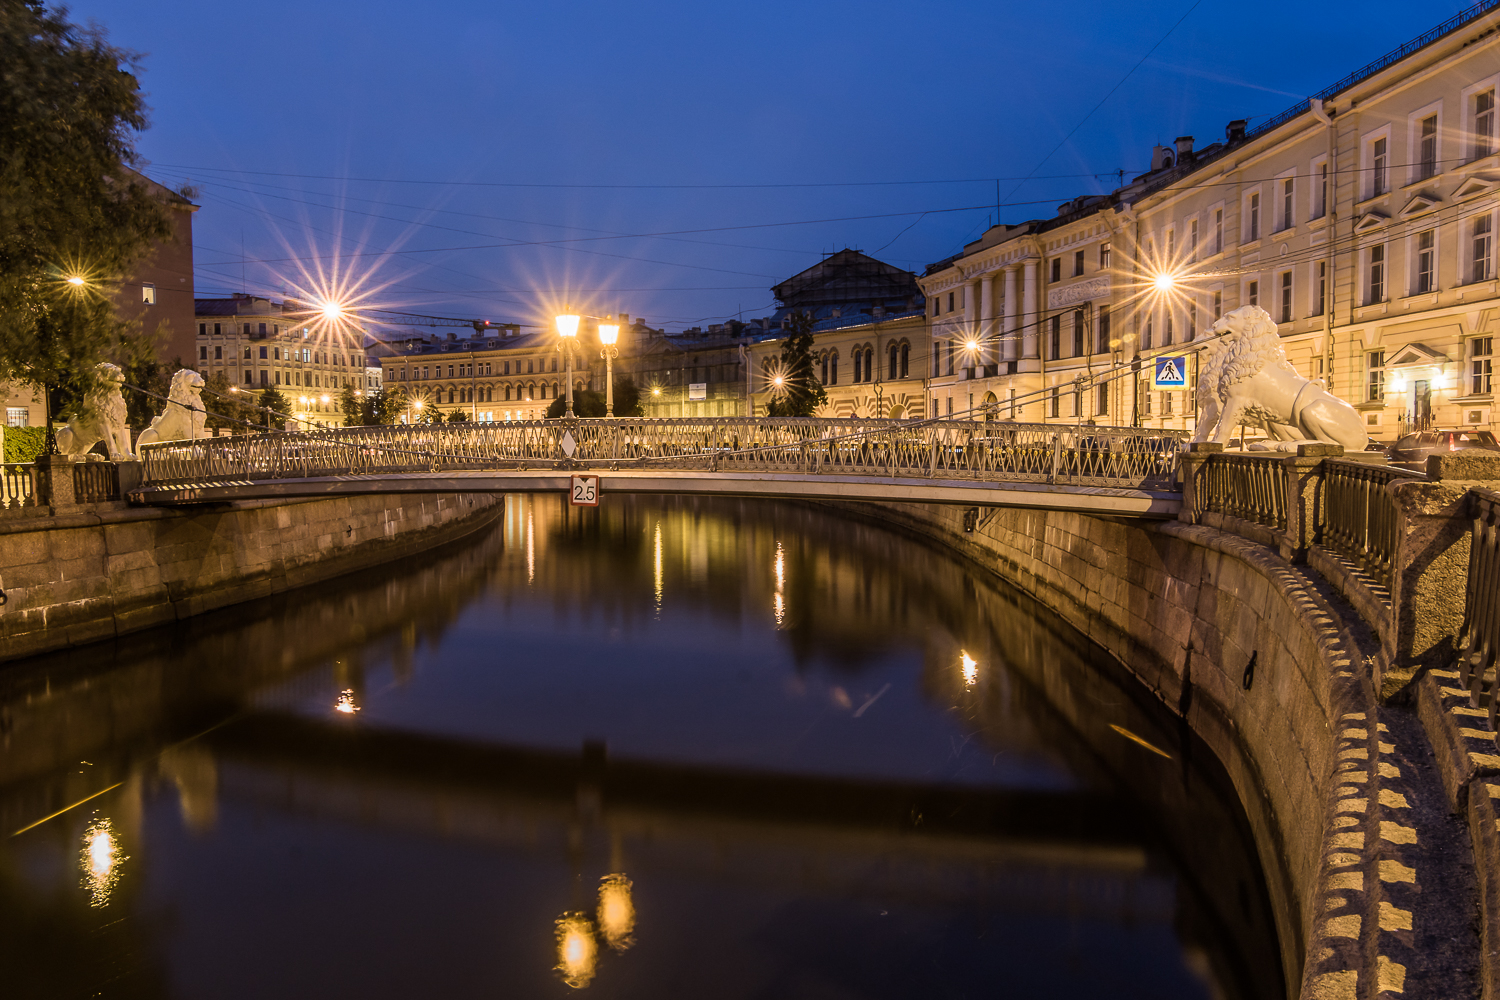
0;496;1282;999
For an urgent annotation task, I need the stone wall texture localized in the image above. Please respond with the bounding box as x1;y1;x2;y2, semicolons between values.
832;499;1380;998
0;493;502;662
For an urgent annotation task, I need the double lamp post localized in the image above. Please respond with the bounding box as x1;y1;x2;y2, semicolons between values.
553;312;620;418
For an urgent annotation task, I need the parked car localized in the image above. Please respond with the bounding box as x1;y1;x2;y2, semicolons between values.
1386;429;1500;469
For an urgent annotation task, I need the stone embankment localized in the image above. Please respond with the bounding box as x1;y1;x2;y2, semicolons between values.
833;449;1500;1000
0;490;502;663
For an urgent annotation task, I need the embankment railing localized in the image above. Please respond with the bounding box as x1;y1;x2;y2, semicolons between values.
1318;460;1424;592
1198;453;1287;530
1;463;38;511
1461;489;1500;723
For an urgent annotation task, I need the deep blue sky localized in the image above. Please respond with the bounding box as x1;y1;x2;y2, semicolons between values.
66;0;1477;331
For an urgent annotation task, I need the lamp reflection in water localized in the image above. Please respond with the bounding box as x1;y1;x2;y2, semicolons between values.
961;650;979;689
773;542;786;627
80;817;125;907
554;911;598;989
652;521;663;613
334;688;360;714
597;873;636;951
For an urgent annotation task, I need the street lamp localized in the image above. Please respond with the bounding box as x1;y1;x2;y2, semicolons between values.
598;318;620;417
555;311;581;419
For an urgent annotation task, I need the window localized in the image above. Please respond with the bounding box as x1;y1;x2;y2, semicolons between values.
933;298;940;317
243;371;252;384
1248;193;1260;240
1189;219;1199;263
141;283;156;305
1162;391;1173;416
1049;387;1060;418
1096;384;1108;416
1049;315;1061;359
1313;262;1327;316
1475;215;1494;282
1419;115;1438;179
1367;351;1386;402
1280;271;1293;323
214;345;222;360
1372;137;1388;195
198;323;206;336
948;292;954;312
1098;305;1110;350
1214;209;1224;253
1314;162;1328;219
853;349;863;383
198;345;207;360
946;340;954;376
1280;177;1294;231
1473;337;1494;395
1164;312;1174;346
1248;280;1259;307
889;345;898;380
1189;302;1197;338
1214;290;1223;320
259;346;267;359
1415;230;1436;294
1167;229;1176;261
260;370;268;386
1073;249;1085;277
821;354;829;385
933;341;941;378
1073;309;1085;356
1050;258;1061;282
7;407;29;427
243;323;251;336
1100;242;1112;269
900;343;909;378
243;347;251;359
1368;245;1386;303
1476;89;1496;159
1143;315;1153;350
527;359;534;374
864;348;874;382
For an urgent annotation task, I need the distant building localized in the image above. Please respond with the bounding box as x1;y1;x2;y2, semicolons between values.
195;295;374;428
607;317;764;418
379;324;575;422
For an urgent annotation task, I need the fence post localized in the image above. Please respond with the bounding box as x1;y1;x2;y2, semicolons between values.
1177;442;1221;524
34;453;78;513
1279;443;1340;563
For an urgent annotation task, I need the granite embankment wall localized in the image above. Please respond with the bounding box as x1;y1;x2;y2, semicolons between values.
0;493;503;662
832;500;1378;999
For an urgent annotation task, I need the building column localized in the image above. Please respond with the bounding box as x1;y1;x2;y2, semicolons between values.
964;278;979;329
1002;267;1018;362
1021;259;1039;358
979;275;995;366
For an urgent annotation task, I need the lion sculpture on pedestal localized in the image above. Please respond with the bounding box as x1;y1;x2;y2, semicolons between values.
55;362;134;461
136;368;207;447
1190;305;1368;452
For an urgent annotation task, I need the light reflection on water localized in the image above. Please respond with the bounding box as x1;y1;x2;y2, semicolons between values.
79;817;123;908
0;494;1284;999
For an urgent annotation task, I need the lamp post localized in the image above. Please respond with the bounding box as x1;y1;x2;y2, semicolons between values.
555;311;581;419
598;317;620;416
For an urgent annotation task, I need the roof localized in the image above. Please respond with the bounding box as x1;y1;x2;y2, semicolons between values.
773;249;922;309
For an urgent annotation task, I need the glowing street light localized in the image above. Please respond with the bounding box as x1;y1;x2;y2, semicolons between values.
555;311;581;419
598;318;620;417
1152;272;1179;293
66;275;86;287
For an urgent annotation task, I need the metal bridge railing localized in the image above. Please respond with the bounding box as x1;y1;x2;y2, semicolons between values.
1318;460;1425;592
137;418;1190;492
1462;489;1500;725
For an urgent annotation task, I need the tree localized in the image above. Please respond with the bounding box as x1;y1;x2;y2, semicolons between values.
370;386;405;425
544;378;643;418
201;370;241;433
0;5;175;415
122;355;174;434
338;384;361;426
446;409;469;422
766;311;826;417
257;386;291;430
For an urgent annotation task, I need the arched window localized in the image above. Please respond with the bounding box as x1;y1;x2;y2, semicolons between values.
889;345;898;380
820;353;828;385
853;350;863;384
900;343;910;378
551;381;560;399
864;348;875;383
829;351;838;385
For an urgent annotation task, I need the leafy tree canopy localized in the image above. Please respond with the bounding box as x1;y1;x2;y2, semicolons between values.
766;311;826;418
257;386;290;430
543;377;643;419
0;2;175;405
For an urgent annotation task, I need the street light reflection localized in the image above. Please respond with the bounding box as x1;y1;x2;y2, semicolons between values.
554;911;598;988
597;873;636;951
334;688;360;714
961;650;979;688
80;818;124;907
653;521;663;613
773;542;786;627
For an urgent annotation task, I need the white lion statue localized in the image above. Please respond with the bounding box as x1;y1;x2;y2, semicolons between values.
1190;306;1368;452
137;368;207;447
55;362;134;461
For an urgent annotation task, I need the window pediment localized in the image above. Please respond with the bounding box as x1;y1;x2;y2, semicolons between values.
1354;211;1390;233
1398;193;1442;219
1385;342;1451;368
1453;173;1500;202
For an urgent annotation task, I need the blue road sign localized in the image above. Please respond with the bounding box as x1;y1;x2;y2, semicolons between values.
1153;355;1188;390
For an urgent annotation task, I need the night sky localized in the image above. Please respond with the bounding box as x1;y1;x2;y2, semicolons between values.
65;0;1478;331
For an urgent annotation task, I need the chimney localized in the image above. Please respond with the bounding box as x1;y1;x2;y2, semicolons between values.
1226;119;1248;143
1174;135;1194;159
1150;145;1175;171
619;313;630;327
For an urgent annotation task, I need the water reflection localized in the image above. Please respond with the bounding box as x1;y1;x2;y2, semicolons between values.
0;494;1284;999
79;817;123;907
554;911;598;988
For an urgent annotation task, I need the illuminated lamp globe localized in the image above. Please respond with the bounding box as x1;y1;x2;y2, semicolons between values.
1153;272;1178;293
964;339;979;352
66;275;86;287
598;320;620;346
555;313;581;339
320;302;344;321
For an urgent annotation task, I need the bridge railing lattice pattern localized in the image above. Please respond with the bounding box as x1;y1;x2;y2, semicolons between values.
138;418;1188;491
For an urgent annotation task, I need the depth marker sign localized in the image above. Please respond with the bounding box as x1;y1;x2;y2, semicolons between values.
570;476;599;507
1153;356;1189;390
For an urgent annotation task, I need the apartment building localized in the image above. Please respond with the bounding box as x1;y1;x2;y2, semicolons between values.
380;325;584;422
923;1;1500;437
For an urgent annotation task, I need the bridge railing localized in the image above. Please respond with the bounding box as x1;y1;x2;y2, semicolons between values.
1;462;38;511
1462;489;1500;724
1317;459;1422;592
137;418;1190;491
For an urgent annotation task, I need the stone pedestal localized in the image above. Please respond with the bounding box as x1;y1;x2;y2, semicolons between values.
34;453;77;513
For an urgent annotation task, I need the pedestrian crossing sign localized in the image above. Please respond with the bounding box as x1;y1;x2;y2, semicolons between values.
1153;355;1189;390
